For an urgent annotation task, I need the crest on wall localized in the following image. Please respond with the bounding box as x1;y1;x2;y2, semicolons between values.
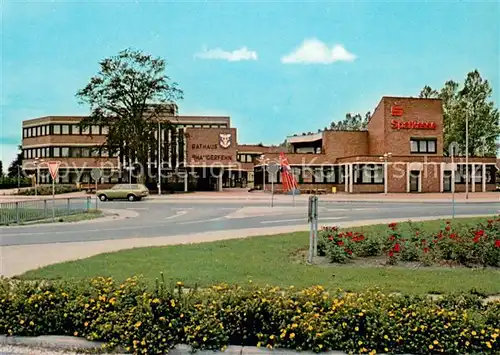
219;133;232;149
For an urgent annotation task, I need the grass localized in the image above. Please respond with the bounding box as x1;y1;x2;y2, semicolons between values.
19;216;500;295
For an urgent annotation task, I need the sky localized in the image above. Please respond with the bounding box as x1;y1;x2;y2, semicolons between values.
1;0;499;171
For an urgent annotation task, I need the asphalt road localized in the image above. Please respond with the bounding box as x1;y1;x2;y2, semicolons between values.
1;199;499;247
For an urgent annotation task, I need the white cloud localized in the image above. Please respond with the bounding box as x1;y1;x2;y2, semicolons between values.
195;46;258;62
281;38;356;64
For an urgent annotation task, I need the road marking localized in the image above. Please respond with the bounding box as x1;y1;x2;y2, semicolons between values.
165;211;188;220
125;207;149;211
171;207;193;211
177;217;224;225
261;217;346;224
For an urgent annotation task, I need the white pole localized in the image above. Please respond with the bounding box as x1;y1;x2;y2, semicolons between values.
271;178;274;207
52;175;55;221
158;120;161;195
263;166;266;192
465;108;469;200
451;148;455;219
384;157;388;195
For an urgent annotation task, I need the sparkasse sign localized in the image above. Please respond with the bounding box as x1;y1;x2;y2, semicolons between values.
391;120;437;130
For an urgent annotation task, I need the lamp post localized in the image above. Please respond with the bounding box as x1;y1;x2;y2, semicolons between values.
459;86;470;200
157;120;162;195
379;152;392;195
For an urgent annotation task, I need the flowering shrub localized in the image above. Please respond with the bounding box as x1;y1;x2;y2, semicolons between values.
0;277;499;354
319;217;500;267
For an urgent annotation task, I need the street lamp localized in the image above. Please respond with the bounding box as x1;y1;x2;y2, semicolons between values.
157;120;162;195
379;152;392;195
459;86;470;200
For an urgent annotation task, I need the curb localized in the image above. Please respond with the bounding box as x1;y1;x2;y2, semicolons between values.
0;337;398;354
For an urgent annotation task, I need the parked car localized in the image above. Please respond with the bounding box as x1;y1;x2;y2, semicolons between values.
96;184;149;202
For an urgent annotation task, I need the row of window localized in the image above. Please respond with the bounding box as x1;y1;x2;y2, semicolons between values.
23;123;228;138
24;147;116;159
237;154;255;163
451;165;497;184
410;138;437;154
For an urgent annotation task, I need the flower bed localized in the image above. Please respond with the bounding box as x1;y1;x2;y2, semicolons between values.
318;217;500;268
0;277;498;354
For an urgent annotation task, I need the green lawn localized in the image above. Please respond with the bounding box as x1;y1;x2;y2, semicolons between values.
19;216;500;295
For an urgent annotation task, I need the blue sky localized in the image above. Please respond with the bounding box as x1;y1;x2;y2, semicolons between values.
1;0;499;169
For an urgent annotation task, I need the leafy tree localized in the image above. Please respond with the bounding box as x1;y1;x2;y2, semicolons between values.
0;160;3;177
329;112;371;131
7;145;23;178
76;48;183;182
419;70;499;156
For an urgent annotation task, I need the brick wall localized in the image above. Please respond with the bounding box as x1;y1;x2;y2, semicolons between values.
322;131;369;157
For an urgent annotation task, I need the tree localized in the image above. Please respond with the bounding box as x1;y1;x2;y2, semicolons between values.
7;145;23;178
76;48;183;182
329;112;371;131
0;160;3;177
419;70;499;156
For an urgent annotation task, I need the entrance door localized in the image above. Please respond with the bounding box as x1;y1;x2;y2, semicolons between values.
443;171;452;192
410;171;420;192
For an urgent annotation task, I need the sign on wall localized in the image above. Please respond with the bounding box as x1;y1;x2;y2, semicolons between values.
187;128;237;165
391;105;404;116
391;120;437;130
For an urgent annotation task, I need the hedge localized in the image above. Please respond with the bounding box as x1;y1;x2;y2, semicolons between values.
0;177;31;190
0;277;498;354
16;184;79;196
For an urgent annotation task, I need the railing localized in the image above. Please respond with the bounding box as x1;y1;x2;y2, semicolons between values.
0;197;92;225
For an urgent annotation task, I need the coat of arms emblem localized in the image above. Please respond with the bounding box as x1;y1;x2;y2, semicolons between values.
219;133;232;149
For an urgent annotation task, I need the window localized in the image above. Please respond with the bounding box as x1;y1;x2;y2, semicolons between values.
53;125;61;134
81;148;90;157
61;147;69;157
91;125;100;135
313;168;323;183
72;125;80;135
42;125;47;135
35;126;40;136
101;148;109;157
323;167;336;183
61;125;70;134
72;147;81;158
53;147;61;157
354;164;384;184
410;138;437;154
101;126;108;135
91;148;100;157
82;126;90;135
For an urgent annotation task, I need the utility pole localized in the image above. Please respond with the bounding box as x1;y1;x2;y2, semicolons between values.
465;105;469;200
157;120;162;195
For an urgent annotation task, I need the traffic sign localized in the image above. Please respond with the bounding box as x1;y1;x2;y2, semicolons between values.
91;168;103;181
266;163;280;175
47;161;60;180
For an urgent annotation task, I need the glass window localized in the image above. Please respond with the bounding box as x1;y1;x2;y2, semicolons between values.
101;126;108;135
72;125;80;135
53;125;61;134
53;147;61;157
324;167;336;183
61;125;70;134
419;140;426;151
101;148;109;157
35;126;39;136
82;126;90;134
374;165;384;183
194;125;201;128
91;148;100;157
362;165;372;183
91;125;100;135
61;147;69;157
410;140;418;153
72;147;81;157
81;148;90;157
313;168;323;183
428;140;436;153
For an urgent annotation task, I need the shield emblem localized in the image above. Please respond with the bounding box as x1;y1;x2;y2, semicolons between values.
219;133;232;149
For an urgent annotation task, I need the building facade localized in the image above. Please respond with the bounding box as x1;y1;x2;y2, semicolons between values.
255;96;497;193
20;96;497;193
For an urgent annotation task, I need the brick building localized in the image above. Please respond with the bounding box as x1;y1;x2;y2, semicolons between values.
20;96;497;193
255;96;497;193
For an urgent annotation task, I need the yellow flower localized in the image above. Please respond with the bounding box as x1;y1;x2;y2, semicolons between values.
19;320;24;325
170;300;176;307
486;342;492;349
359;312;364;316
291;323;298;329
429;345;434;350
135;321;142;328
481;329;485;334
84;304;89;309
74;331;78;336
257;342;262;347
465;341;470;346
492;333;498;339
84;322;89;327
384;348;388;352
269;335;275;340
384;335;389;340
433;340;438;345
358;340;363;345
355;327;359;332
29;321;34;326
290;333;295;339
203;337;207;342
176;281;183;286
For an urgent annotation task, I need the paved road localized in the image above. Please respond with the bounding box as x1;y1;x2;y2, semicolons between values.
1;199;498;247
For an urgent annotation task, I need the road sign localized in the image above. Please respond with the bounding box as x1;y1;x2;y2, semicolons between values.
266;163;280;175
91;168;103;181
47;161;60;180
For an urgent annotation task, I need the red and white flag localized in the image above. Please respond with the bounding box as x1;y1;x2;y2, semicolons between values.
279;152;299;192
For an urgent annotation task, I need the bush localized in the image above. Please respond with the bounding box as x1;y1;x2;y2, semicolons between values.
0;276;499;354
16;184;78;196
0;177;31;189
319;217;500;268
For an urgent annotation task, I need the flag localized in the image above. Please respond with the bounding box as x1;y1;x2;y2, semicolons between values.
279;152;299;192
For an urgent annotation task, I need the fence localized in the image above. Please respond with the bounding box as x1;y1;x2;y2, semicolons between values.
0;197;92;225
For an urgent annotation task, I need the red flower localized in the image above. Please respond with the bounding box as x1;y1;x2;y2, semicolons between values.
476;230;485;237
449;233;457;239
337;241;344;247
346;249;353;255
445;225;451;231
437;231;444;239
393;243;401;253
328;237;333;241
388;251;394;257
421;239;427;244
389;235;395;241
495;240;500;248
423;247;429;253
415;231;419;236
388;222;397;230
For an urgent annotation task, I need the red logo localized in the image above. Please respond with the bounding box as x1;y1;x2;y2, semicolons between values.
391;105;403;116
